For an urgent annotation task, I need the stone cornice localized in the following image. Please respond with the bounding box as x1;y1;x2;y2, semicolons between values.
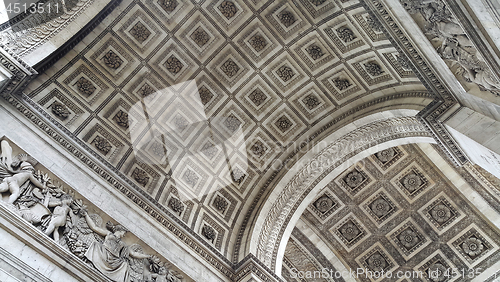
0;47;37;98
234;255;285;282
362;0;469;166
33;0;123;73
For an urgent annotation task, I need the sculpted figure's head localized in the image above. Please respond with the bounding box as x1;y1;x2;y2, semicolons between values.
106;221;129;237
61;194;73;205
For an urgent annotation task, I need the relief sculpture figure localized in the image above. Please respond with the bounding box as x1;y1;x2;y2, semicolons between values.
401;0;500;95
0;139;182;282
44;194;73;242
81;209;152;282
0;140;45;204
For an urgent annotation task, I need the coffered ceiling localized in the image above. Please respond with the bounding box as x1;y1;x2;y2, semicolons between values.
22;0;433;266
284;144;500;282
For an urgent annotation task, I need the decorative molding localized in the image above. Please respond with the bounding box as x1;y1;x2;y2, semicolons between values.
0;247;52;282
0;47;37;98
0;0;120;60
361;0;469;167
1;93;236;280
234;254;285;282
33;0;123;73
256;116;432;268
233;91;432;264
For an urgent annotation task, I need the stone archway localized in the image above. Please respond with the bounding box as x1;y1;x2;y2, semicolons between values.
246;110;436;273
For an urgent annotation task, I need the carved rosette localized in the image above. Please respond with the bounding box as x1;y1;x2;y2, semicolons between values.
51;101;70;119
190;27;210;47
137;83;155;97
250;140;267;158
223;114;242;132
302;94;321;110
274;115;293;132
278;11;296;28
248;35;268;52
364;61;384;76
275;65;295;82
333;78;351;91
213;195;229;214
113;110;129;128
336;26;356;42
231;167;246;184
92;136;112;155
165;55;184;74
132;168;150;186
129;22;151;43
218;1;238;19
102;50;123;69
74;77;96;96
198;86;214;105
158;0;178;13
168;197;184;215
248;89;267;107
202;225;216;242
306;45;324;60
220;59;240;78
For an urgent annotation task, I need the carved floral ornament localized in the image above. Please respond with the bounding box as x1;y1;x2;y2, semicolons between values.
256;116;431;267
0;140;183;282
51;101;70;119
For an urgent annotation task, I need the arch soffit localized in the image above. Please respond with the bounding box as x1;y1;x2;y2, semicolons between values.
247;110;436;271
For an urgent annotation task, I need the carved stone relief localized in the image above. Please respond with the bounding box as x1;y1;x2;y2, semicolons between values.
333;78;351;91
168;197;184;215
113;110;130;128
401;0;500;96
0;140;183;282
202;224;216;242
190;27;210;48
51;101;70;119
220;59;240;78
92;136;112;155
305;45;324;61
212;195;229;214
158;0;178;13
276;65;295;82
102;50;124;69
278;11;296;28
74;77;97;96
130;22;152;43
218;1;238;19
336;26;356;42
248;35;268;52
364;61;384;76
164;56;184;75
